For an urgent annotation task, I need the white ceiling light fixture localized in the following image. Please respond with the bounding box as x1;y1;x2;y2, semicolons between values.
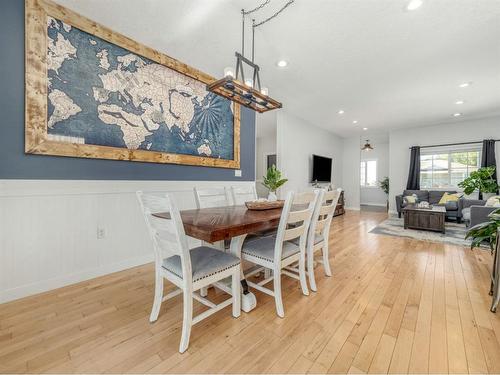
276;60;288;68
406;0;423;11
453;113;463;117
338;110;345;115
363;127;368;131
459;82;472;88
455;100;465;105
353;120;358;124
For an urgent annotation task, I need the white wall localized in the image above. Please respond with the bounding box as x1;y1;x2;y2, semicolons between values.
360;142;389;206
276;111;343;198
0;180;254;303
256;134;277;198
341;137;361;210
389;115;500;213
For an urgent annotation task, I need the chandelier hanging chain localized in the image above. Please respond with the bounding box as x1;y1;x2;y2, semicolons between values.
252;0;295;28
243;0;271;16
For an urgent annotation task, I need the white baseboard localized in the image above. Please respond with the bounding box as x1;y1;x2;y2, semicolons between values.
360;203;387;207
0;254;153;304
344;206;361;211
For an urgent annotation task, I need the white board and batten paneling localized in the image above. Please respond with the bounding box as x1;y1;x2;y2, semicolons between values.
0;179;255;303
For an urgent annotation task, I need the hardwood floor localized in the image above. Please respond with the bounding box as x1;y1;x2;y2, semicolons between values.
1;210;499;374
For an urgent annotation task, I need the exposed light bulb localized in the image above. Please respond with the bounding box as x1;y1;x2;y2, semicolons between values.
338;110;345;115
459;82;472;88
223;67;235;78
363;127;368;131
453;113;462;117
353;120;358;124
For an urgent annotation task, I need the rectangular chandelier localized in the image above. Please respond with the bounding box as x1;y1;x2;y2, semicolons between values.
207;53;282;113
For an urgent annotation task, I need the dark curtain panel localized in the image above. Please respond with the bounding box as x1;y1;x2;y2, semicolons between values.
406;146;421;190
481;139;498;197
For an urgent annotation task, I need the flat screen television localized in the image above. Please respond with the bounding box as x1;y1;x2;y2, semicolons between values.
312;154;332;182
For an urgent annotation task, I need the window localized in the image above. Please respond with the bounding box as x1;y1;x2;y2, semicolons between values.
360;160;377;187
420;148;480;189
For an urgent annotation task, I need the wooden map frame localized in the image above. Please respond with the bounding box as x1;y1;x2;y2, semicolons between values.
25;0;241;169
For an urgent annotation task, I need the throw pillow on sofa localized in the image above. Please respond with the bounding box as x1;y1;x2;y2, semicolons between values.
438;192;463;205
485;196;500;207
403;194;418;205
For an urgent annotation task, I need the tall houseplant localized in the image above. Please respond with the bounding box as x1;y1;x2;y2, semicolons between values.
458;166;499;199
466;208;500;251
262;165;288;201
379;176;389;211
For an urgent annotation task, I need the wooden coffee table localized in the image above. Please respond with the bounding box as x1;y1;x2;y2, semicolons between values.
403;205;446;233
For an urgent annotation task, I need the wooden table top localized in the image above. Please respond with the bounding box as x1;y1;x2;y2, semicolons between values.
153;205;282;243
403;205;446;213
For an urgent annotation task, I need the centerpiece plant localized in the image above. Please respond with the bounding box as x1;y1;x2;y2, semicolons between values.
262;165;288;201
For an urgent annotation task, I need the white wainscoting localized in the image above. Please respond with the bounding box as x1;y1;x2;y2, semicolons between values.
0;179;255;303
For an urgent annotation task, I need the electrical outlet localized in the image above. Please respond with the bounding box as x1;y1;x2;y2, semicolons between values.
97;227;106;239
235;170;242;177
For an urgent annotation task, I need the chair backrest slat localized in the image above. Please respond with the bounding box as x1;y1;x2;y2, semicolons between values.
231;185;258;205
137;191;192;281
309;188;342;246
274;191;319;263
194;187;230;208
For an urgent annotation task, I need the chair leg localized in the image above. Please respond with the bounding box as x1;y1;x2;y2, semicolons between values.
179;287;193;353
307;246;317;292
200;287;208;297
322;241;332;277
232;267;241;318
273;269;285;318
149;270;163;323
264;268;271;279
299;249;309;296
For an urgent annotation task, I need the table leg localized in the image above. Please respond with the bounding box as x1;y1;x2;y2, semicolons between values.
230;234;257;312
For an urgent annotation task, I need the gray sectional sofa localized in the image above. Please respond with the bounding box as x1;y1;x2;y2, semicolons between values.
395;189;462;222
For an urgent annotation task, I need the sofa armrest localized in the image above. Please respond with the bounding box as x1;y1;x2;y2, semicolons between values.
470;205;497;227
460;198;486;211
395;195;404;212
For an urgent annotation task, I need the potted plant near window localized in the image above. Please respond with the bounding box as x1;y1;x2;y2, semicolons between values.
262;165;288;201
379;176;389;211
458;166;499;200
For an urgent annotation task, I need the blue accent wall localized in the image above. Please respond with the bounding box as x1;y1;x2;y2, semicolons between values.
0;0;255;181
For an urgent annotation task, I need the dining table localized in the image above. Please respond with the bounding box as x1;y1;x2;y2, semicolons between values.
153;204;283;312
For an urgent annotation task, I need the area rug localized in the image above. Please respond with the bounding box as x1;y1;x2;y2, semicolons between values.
369;216;472;247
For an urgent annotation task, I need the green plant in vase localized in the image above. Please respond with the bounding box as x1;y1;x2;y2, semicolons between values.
262;165;288;201
458;166;499;199
465;207;500;251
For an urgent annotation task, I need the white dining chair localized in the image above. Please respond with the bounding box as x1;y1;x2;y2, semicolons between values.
137;191;241;353
231;185;258;205
194;187;231;208
305;188;342;291
241;190;319;317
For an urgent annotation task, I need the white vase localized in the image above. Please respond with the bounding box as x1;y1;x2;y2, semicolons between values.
482;192;496;200
268;192;277;201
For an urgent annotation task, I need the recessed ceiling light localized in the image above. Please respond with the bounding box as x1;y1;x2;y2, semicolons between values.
453;113;462;117
338;110;345;115
363;127;368;131
407;0;423;11
455;100;465;105
459;82;472;88
353;120;358;124
276;60;288;68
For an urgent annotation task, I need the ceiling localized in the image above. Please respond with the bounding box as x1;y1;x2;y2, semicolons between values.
54;0;500;138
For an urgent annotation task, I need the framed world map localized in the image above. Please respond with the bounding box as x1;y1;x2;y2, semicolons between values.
25;0;240;169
